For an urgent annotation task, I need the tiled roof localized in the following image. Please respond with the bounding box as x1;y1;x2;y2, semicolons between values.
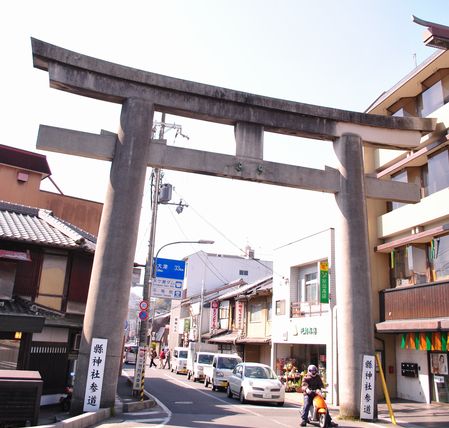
0;200;96;253
0;296;84;328
218;275;272;301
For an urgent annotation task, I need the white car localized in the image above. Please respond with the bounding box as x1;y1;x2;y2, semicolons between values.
227;362;285;406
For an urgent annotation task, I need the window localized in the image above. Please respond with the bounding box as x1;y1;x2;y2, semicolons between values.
305;272;318;302
426;148;449;196
267;299;272;321
35;252;68;311
249;302;263;322
239;270;248;276
391;170;407;210
275;300;285;315
391;244;428;287
419;81;445;117
430;235;449;281
219;301;230;330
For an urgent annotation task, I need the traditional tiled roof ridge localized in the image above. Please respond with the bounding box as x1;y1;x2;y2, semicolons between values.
0;200;96;252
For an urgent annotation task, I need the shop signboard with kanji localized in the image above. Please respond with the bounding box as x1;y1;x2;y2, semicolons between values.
83;338;107;411
151;257;185;300
132;346;148;390
360;354;375;420
319;261;329;303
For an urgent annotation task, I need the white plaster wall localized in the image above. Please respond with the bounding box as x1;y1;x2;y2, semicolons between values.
378;188;449;239
396;344;430;403
184;251;273;297
32;326;68;343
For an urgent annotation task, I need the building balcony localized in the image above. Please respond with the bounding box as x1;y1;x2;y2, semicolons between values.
379;280;449;322
290;301;328;318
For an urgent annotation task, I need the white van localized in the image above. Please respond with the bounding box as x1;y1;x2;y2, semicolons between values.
204;353;242;390
123;344;138;364
171;347;189;374
187;350;216;382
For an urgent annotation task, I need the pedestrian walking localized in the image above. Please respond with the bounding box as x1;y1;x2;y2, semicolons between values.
149;348;157;368
159;348;166;368
163;348;171;370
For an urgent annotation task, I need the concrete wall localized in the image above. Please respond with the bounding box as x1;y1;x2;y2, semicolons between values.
396;341;430;403
0;164;102;235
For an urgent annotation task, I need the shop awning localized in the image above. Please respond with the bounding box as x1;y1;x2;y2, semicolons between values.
395;331;448;352
207;332;271;345
207;332;239;344
236;337;271;344
375;224;449;253
376;317;449;333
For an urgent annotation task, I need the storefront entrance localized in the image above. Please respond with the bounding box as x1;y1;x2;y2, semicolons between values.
430;352;449;403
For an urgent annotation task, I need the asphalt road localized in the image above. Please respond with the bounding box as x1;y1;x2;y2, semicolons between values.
96;366;397;428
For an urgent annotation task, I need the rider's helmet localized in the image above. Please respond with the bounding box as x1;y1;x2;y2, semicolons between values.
307;364;318;377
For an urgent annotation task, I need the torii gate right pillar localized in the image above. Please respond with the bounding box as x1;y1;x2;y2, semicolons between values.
334;133;374;417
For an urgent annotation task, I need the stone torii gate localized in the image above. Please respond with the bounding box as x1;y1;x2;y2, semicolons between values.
31;38;434;417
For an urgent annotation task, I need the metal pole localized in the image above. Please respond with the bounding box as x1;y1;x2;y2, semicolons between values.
135;114;165;399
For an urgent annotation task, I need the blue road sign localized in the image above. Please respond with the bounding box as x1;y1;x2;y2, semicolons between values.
154;258;185;280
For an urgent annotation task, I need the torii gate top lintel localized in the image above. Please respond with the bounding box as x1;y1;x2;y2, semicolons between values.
31;37;435;147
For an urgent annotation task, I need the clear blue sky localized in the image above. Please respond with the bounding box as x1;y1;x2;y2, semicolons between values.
3;1;449;262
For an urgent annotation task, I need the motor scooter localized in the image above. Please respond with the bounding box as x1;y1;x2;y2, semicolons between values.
308;390;330;428
59;386;73;411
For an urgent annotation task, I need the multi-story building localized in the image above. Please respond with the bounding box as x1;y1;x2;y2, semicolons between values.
168;250;273;352
365;39;449;403
0;201;96;405
0;144;103;405
271;228;337;402
207;276;272;364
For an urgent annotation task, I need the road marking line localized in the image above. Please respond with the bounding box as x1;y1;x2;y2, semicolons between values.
134;418;167;423
164;373;262;417
174;401;194;404
126;410;162;416
270;419;292;427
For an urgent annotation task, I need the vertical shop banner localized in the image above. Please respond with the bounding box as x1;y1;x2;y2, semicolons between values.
320;261;329;303
132;346;148;390
210;300;219;330
83;338;108;412
360;354;375;420
235;301;245;330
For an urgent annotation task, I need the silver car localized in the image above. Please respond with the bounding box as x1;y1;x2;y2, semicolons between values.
227;362;285;406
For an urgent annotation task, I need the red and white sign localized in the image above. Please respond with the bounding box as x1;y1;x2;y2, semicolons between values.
210;300;219;330
139;300;149;311
235;301;245;330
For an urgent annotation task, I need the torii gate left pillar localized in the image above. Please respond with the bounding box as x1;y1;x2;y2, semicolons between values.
70;98;154;413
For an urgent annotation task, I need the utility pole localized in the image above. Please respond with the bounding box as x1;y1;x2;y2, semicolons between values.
134;114;165;399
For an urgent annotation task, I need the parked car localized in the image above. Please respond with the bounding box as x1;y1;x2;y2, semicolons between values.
227;362;285;406
187;350;216;382
171;347;189;374
123;344;138;364
204;353;242;391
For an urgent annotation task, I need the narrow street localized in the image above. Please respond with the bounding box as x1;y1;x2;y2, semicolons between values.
94;366;391;428
95;365;302;427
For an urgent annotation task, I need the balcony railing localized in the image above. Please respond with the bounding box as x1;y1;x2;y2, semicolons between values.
290;301;328;318
379;280;449;321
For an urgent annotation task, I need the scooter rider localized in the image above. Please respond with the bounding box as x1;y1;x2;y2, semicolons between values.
300;364;337;427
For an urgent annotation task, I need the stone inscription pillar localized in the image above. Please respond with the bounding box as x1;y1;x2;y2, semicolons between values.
333;133;374;417
71;98;154;414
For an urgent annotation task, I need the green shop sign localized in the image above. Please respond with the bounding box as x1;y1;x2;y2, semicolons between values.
320;261;329;303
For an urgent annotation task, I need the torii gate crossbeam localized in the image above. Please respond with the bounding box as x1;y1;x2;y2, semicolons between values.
31;38;435;418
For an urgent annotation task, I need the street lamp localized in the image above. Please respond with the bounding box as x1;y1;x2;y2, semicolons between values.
154;239;215;263
134;238;214;397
